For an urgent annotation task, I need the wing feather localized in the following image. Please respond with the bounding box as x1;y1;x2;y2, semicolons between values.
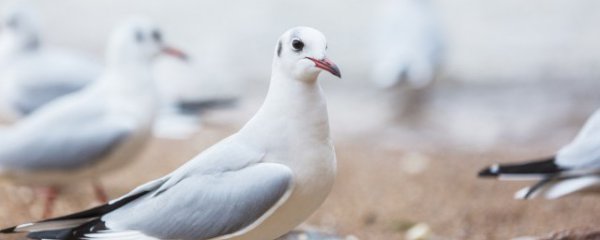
102;163;293;240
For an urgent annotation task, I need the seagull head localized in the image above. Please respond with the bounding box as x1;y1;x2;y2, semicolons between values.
107;17;187;67
0;3;40;51
274;26;341;82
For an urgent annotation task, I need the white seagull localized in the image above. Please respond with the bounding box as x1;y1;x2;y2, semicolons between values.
0;3;102;118
0;17;186;218
479;109;600;199
0;26;341;240
370;0;444;89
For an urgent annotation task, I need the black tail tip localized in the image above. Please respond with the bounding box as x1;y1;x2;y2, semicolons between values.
0;226;16;234
478;164;500;178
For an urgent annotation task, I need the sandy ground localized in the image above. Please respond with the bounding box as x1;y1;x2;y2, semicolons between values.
1;81;600;240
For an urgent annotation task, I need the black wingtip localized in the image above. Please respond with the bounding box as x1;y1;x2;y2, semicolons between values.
27;228;72;240
477;157;561;178
26;219;107;240
0;226;16;234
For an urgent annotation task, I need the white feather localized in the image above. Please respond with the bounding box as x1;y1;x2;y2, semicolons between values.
498;174;547;181
512;176;600;200
84;230;158;240
514;187;533;199
543;176;600;199
14;218;95;232
556;109;600;169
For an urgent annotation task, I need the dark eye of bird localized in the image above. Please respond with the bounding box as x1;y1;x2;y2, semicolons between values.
152;30;162;42
291;39;304;51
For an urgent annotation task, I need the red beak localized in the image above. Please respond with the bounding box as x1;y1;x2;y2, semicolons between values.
306;57;341;78
162;46;189;61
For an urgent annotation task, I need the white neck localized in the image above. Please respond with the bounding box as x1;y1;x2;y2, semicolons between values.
103;60;154;92
94;59;157;121
107;53;153;73
239;62;330;145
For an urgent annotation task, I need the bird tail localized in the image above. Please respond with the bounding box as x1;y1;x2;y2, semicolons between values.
176;97;238;115
0;191;148;239
478;157;564;180
477;157;600;200
0;217;99;240
515;176;600;200
26;219;109;240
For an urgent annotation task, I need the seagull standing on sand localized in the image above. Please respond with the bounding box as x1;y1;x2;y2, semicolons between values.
479;109;600;199
0;18;187;218
0;3;102;118
1;26;341;240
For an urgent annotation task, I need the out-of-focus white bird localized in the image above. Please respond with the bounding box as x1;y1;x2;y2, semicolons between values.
152;97;238;140
152;61;239;139
1;26;340;240
479;109;600;199
152;48;240;139
0;3;102;119
0;17;187;218
370;0;444;89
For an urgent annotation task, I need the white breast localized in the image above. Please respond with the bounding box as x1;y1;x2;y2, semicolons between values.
226;81;337;240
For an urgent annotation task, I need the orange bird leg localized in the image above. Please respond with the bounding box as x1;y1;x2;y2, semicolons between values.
92;180;108;203
38;187;58;218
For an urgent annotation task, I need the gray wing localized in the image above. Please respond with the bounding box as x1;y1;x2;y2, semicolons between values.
0;118;131;170
0;84;135;171
100;162;293;240
11;82;87;115
7;49;102;115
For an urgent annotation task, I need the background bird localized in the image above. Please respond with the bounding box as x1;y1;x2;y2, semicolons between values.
370;0;444;89
151;90;238;140
0;2;237;140
0;26;341;240
0;2;102;120
0;17;186;218
368;0;445;124
479;109;600;199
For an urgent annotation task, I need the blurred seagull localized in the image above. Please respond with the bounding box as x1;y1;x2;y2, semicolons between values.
152;91;238;140
370;0;444;89
0;26;341;240
479;109;600;199
153;45;240;139
0;17;187;218
0;3;102;119
154;57;239;117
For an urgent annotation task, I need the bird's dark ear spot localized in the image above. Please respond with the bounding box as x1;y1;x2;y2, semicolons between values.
25;36;39;50
135;30;144;43
6;16;18;29
277;40;282;57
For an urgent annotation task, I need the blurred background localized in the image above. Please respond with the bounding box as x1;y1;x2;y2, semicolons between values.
1;0;600;239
